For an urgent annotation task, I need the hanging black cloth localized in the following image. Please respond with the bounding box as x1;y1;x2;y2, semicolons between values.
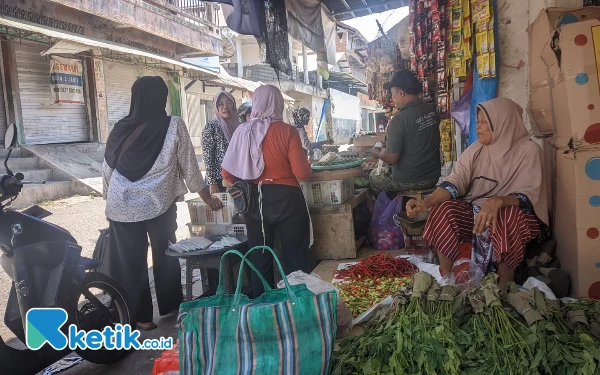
104;76;171;182
258;0;293;76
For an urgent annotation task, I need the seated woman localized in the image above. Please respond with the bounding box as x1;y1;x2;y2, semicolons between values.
406;98;550;288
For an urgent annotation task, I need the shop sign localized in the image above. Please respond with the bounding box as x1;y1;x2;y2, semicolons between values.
50;56;84;104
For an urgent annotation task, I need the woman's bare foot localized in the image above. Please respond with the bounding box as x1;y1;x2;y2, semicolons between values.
497;262;515;292
437;250;453;276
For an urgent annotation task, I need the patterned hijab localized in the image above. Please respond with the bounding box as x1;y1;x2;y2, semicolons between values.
292;107;310;128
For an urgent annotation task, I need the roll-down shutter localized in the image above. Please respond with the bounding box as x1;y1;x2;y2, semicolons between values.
14;41;89;144
185;93;207;148
0;73;7;146
104;61;171;134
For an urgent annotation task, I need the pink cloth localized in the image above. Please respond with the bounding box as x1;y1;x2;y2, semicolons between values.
221;85;284;180
443;98;549;225
213;91;240;142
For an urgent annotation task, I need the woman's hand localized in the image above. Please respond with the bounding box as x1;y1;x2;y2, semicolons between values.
205;196;223;211
209;184;220;194
474;196;503;235
406;199;427;218
199;186;223;211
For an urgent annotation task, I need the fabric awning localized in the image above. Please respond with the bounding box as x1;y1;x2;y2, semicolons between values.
0;16;218;80
190;74;295;103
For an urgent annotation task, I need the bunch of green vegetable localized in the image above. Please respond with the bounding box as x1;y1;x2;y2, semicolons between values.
333;272;600;375
312;158;363;167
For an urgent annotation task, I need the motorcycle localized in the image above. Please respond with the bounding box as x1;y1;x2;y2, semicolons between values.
0;123;135;375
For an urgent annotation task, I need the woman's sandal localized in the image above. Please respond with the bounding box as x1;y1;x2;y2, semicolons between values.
137;322;158;331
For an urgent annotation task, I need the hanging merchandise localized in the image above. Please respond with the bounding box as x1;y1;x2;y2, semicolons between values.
317;51;330;80
468;0;499;145
366;36;403;107
212;0;263;37
258;0;293;76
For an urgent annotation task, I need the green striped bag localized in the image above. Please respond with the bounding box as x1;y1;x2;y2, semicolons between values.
177;246;337;375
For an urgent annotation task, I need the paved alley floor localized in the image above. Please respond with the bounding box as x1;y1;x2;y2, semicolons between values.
0;194;200;375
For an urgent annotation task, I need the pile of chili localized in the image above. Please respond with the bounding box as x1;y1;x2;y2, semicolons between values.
333;252;419;280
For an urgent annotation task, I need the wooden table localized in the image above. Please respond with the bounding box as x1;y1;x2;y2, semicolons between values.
309;190;369;260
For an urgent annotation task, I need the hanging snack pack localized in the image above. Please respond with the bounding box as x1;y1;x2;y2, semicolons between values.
477;53;490;78
490;52;496;77
476;31;488;54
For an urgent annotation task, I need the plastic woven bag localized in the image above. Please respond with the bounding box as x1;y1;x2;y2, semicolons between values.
178;246;337;375
277;271;353;338
368;192;405;250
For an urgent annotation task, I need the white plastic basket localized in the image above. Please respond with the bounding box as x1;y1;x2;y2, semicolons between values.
188;223;248;237
187;193;236;225
300;178;354;206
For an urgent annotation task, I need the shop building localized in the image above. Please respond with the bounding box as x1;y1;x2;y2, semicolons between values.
0;0;221;147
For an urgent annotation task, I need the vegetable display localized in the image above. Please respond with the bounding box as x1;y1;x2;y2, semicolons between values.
333;253;419;280
333;272;600;375
312;158;364;167
336;276;410;317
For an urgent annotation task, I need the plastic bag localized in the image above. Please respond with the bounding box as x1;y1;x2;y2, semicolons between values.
373;159;386;176
368;192;405;250
277;271;353;338
152;348;179;375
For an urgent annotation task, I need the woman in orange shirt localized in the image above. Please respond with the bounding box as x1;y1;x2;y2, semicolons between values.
222;85;312;297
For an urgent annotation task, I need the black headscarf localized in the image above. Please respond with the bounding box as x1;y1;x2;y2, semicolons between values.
104;76;171;182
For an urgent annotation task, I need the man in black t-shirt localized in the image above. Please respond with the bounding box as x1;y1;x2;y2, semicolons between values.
370;70;441;193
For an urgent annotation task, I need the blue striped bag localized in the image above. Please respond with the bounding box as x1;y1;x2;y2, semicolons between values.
177;246;337;375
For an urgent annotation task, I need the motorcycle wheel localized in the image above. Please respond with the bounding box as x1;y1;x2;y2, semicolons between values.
71;272;135;364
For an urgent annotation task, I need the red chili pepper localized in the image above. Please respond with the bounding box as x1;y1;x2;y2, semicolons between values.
333;252;418;280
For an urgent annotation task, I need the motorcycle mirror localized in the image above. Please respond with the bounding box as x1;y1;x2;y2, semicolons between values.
4;123;18;149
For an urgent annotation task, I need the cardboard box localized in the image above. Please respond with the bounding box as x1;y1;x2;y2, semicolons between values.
528;7;600;136
553;149;600;298
539;17;600;149
352;132;387;147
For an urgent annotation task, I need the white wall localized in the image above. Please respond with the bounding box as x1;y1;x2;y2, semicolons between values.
330;89;360;141
230;43;263;67
497;0;583;129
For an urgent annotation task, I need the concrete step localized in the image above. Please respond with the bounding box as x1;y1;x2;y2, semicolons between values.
20;169;53;182
4;157;39;171
0;148;21;158
11;181;76;209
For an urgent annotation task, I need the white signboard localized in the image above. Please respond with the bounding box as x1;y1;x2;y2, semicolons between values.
50;56;84;104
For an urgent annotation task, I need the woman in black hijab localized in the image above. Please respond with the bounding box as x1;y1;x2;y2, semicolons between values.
103;76;221;330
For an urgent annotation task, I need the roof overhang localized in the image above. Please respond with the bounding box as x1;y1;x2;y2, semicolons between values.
188;75;296;103
323;0;408;21
0;16;218;80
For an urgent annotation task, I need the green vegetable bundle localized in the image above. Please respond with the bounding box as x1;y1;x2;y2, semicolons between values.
333;272;600;375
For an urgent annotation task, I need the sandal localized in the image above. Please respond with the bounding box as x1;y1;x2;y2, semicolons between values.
137;322;158;331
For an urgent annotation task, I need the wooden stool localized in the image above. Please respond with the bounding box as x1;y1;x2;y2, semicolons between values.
396;187;437;202
395;187;436;260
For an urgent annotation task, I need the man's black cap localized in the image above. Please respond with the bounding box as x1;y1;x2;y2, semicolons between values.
383;69;422;95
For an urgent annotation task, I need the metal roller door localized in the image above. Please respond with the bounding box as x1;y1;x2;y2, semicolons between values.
14;41;89;144
0;73;7;147
104;61;171;135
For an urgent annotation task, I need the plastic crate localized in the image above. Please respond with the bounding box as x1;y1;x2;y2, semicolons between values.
187;193;235;225
188;223;248;237
300;178;354;206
